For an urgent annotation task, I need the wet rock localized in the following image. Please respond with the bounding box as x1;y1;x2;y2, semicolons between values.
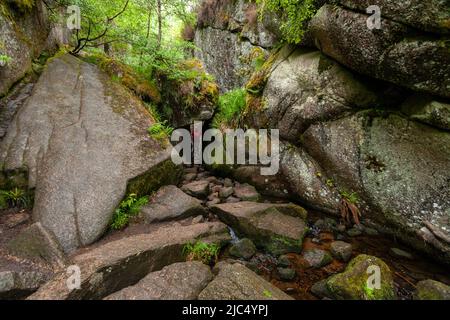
414;280;450;300
303;249;333;268
198;263;293;300
0;271;48;300
137;185;206;224
28;222;230;300
390;248;414;260
219;187;234;199
105;262;213;300
233;184;260;202
311;279;333;299
310;5;450;98
347;228;363;237
277;268;296;281
314;218;338;232
364;227;379;236
330;241;353;262
182;180;210;199
277;255;291;268
211;202;308;256
229;238;257;260
0;55;180;252
326;255;396;300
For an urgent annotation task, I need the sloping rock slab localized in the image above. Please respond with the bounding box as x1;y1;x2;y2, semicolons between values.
105;262;213;300
0;54;179;252
136;186;206;224
211;202;308;255
28;222;230;300
198;262;293;300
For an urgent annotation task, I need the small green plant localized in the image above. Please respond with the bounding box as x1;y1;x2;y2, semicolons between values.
326;179;335;188
339;190;361;226
110;193;149;230
212;88;247;129
256;0;317;44
147;121;173;142
263;289;273;298
364;284;376;300
340;190;359;204
0;54;12;66
183;241;221;265
0;188;31;208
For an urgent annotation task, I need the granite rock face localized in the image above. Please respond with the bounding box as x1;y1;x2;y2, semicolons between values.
0;54;179;252
195;0;280;91
310;5;450;98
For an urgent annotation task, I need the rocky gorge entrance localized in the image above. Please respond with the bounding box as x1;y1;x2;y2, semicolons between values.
0;0;449;302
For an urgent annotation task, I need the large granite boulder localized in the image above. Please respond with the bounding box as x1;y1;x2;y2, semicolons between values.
29;222;230;300
198;262;293;300
252;47;402;142
0;54;181;252
336;0;450;34
136;185;206;224
310;5;450;98
105;262;213;300
211;201;308;256
303;113;450;264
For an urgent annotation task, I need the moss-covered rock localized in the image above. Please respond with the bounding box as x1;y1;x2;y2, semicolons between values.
414;280;450;300
326;255;396;300
211;201;308;256
159;59;219;127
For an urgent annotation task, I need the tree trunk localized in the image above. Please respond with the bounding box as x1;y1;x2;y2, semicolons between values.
157;0;162;49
